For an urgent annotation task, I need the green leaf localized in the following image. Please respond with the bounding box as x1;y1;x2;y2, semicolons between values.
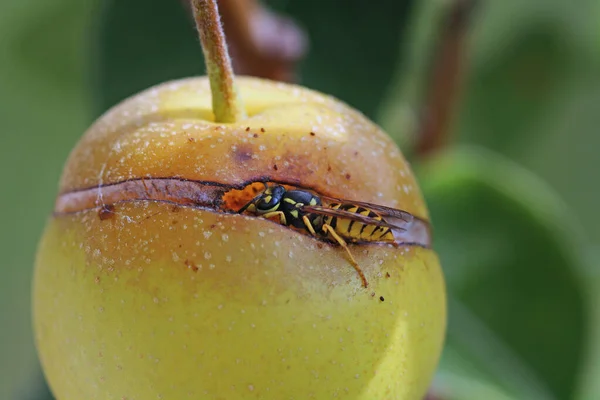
454;0;600;244
573;248;600;400
433;343;524;400
456;0;596;153
417;146;589;400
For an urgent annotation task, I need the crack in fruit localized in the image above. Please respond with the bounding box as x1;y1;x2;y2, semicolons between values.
54;177;431;251
55;178;229;215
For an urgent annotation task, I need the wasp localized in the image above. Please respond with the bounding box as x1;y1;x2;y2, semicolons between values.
238;184;423;288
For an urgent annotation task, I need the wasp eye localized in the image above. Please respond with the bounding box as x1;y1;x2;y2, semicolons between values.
257;195;277;211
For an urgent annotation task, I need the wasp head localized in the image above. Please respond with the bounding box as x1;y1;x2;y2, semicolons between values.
238;184;286;215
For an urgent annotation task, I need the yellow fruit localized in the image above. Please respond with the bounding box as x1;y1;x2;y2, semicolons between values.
33;76;446;399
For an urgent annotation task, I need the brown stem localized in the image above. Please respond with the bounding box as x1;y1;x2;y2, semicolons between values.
191;0;246;122
416;0;478;156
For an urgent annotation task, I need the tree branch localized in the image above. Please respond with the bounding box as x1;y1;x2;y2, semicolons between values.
377;0;478;158
416;0;477;156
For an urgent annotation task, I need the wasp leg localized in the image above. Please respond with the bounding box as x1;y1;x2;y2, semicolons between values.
321;224;368;288
302;215;318;236
261;211;287;225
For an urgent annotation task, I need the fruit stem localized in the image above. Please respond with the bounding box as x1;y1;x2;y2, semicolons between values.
191;0;247;122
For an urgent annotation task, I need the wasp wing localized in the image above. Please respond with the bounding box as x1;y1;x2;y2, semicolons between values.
302;203;432;247
316;194;415;223
300;205;407;232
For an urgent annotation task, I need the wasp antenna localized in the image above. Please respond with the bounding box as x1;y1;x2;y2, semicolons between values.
237;199;254;213
237;203;250;213
238;190;265;213
238;197;255;213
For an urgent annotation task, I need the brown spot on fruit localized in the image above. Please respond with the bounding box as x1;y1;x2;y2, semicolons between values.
260;128;265;133
98;204;115;220
379;296;385;302
345;173;351;180
273;164;278;171
253;133;258;138
385;272;391;278
188;137;196;143
309;131;316;136
234;145;253;163
245;127;250;132
185;259;199;272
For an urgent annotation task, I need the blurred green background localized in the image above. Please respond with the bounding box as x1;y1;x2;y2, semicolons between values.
1;0;598;399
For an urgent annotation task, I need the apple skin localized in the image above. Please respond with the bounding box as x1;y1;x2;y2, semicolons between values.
33;76;446;399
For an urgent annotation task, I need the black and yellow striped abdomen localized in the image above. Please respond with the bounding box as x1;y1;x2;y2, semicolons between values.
322;203;396;243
